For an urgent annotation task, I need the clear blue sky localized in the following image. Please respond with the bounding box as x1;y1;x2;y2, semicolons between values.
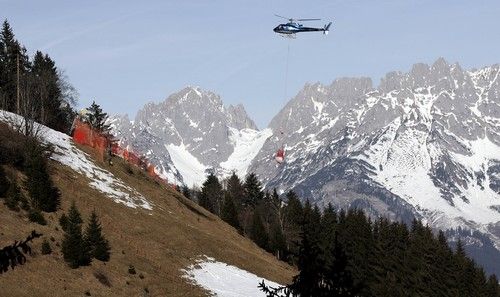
2;0;500;128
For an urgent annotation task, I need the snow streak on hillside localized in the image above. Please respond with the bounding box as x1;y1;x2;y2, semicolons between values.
220;128;273;178
0;111;152;210
166;142;207;187
183;256;282;297
164;128;272;186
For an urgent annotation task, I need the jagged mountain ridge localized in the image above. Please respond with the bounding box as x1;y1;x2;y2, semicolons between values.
251;59;499;230
109;58;500;274
248;58;500;274
109;86;271;186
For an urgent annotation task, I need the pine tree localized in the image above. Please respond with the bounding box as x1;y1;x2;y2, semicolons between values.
0;165;8;197
41;239;52;255
267;188;287;259
226;172;244;208
453;238;480;296
340;209;373;291
85;210;111;261
0;20;75;130
31;51;64;129
323;234;358;296
486;274;500;297
258;197;500;297
283;190;303;261
250;209;269;250
285;190;303;226
24;142;60;212
269;221;287;260
61;201;91;268
243;173;263;207
181;184;191;199
4;182;21;211
320;203;337;241
199;173;223;215
301;201;321;240
289;228;323;297
28;208;47;225
0;20;29;113
86;101;110;133
221;192;241;232
431;231;456;296
59;213;69;231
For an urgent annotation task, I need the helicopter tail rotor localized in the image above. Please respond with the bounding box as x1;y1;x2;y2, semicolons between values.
323;22;332;35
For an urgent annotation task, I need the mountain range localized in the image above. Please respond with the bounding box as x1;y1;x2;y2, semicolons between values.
109;58;500;275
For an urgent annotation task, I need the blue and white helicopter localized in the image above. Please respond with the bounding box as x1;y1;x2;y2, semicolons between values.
273;15;332;38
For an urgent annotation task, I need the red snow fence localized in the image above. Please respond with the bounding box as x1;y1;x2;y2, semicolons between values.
72;118;109;162
71;117;175;188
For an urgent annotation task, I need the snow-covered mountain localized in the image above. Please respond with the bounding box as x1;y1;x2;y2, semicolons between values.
249;58;500;275
109;86;271;186
253;58;500;230
110;58;500;275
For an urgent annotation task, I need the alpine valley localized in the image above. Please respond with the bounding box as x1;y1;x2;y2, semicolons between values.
109;58;500;276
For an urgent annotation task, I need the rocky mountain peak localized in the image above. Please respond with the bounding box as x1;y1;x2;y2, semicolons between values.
109;86;266;186
226;103;258;130
165;86;224;109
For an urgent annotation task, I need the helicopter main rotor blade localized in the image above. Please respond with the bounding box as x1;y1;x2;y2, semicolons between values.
274;14;291;20
297;18;321;21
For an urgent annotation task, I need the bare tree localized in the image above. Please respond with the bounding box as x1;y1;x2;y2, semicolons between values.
57;70;78;110
18;72;43;139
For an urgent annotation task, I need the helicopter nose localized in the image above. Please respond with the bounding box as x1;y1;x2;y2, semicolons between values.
273;26;279;32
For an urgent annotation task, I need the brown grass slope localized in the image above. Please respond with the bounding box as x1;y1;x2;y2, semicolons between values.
0;141;295;296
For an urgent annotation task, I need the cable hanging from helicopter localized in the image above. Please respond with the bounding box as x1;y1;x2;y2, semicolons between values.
272;15;332;164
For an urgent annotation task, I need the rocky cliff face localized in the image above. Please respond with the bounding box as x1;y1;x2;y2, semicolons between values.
109;86;267;186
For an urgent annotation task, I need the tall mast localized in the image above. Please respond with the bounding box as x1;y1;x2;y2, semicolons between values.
16;51;20;114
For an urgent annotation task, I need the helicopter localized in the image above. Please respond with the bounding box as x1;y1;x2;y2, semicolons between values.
273;15;332;37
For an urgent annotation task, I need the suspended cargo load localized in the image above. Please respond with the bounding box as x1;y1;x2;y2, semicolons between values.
275;147;285;164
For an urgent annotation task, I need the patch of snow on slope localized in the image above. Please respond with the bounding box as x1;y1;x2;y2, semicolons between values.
319;116;339;133
356;117;400;166
371;126;500;226
152;162;183;186
371;126;464;225
183;256;282;297
311;97;325;124
449;136;500;223
166;143;207;187
452;136;500;171
414;87;436;121
220;128;272;178
0;111;152;210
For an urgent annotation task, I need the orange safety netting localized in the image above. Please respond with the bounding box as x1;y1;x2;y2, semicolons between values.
72;118;174;187
72;119;109;161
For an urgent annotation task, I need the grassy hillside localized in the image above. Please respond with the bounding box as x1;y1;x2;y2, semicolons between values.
0;132;295;296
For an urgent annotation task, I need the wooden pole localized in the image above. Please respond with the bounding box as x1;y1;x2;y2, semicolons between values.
16;52;20;114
